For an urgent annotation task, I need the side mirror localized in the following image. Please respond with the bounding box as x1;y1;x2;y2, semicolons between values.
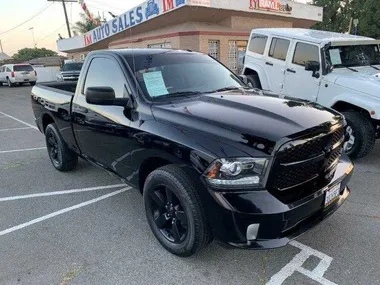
239;75;249;85
85;87;130;107
305;61;320;78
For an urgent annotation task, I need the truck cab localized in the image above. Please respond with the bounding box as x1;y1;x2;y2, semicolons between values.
243;28;380;159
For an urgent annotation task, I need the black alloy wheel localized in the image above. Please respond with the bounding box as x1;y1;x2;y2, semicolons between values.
45;123;78;171
148;185;188;244
47;129;62;167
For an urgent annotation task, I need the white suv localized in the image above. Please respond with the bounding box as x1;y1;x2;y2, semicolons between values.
0;64;37;87
242;28;380;159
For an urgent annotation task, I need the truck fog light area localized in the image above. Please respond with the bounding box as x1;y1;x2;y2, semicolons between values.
246;224;260;241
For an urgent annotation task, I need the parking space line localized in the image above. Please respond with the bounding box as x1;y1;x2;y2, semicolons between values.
0;147;46;154
0;127;32;132
0;184;127;202
0;111;38;130
0;187;131;237
266;240;337;285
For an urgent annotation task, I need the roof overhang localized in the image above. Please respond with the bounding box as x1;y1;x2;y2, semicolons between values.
58;0;323;53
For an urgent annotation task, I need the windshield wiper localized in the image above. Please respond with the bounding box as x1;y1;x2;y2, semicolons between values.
369;64;380;71
154;91;202;99
343;65;358;72
205;86;248;94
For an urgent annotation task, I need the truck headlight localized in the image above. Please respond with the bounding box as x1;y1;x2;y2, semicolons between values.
204;158;270;188
57;74;63;81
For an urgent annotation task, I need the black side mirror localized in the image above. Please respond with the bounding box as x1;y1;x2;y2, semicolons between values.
85;87;130;107
239;75;249;85
305;61;321;78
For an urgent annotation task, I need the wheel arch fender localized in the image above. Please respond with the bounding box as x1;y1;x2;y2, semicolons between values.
242;64;269;90
330;93;380;120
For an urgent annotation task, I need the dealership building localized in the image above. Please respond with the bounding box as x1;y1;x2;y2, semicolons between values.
58;0;323;73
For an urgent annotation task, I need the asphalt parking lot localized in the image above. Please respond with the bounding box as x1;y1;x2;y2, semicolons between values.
1;85;380;285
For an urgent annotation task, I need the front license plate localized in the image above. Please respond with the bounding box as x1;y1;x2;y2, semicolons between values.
324;184;341;207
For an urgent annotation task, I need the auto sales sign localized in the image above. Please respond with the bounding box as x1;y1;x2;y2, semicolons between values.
84;0;186;46
249;0;292;14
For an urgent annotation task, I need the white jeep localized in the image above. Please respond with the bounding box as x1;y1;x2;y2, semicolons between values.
242;28;380;159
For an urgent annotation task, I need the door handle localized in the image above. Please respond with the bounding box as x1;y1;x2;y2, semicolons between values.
265;62;274;66
286;68;296;73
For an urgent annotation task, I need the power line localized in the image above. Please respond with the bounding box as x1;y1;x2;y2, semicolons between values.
36;24;66;44
0;4;53;36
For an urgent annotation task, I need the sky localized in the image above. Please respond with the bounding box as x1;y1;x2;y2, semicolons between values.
0;0;308;56
0;0;145;55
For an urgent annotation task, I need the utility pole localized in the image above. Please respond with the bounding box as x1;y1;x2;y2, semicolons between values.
0;40;3;53
62;0;72;37
47;0;76;38
29;27;36;48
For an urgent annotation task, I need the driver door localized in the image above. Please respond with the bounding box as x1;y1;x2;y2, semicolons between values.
282;41;322;101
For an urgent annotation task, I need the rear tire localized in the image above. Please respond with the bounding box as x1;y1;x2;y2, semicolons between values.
30;82;36;86
246;74;261;89
7;78;14;87
342;111;375;159
45;123;78;171
143;165;212;257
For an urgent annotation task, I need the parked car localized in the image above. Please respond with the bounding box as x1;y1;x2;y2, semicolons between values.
242;28;380;159
31;49;353;257
57;61;83;82
0;64;37;87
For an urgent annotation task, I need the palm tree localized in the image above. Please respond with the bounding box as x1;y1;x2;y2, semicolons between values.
73;13;101;34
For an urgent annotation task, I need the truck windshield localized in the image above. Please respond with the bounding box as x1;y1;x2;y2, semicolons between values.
62;62;83;71
327;44;380;68
125;52;246;100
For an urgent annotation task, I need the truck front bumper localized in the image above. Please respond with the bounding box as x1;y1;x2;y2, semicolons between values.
205;155;353;249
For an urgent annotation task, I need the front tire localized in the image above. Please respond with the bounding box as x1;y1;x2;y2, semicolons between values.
342;111;375;159
30;81;36;86
45;123;78;171
246;74;261;89
143;165;211;257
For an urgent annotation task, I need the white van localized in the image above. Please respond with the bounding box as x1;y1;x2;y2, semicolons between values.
242;28;380;159
0;64;37;87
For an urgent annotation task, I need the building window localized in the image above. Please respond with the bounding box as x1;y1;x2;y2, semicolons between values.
208;40;220;60
229;40;248;73
147;42;172;49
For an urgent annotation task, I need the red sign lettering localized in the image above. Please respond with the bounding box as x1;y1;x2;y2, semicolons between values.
84;34;93;46
249;0;292;13
163;0;174;12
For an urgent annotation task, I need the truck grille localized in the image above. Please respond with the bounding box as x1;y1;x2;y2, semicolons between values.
267;125;345;204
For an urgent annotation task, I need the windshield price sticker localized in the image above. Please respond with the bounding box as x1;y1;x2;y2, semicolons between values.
329;49;342;65
143;71;169;97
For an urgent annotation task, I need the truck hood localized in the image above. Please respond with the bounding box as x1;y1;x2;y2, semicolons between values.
152;93;342;156
330;66;380;97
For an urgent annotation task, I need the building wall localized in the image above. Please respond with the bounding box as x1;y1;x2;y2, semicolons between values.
231;16;293;30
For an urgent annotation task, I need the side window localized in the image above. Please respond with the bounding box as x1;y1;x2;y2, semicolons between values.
293;42;320;66
248;34;268;55
268;37;290;61
6;67;11;72
0;67;3;72
84;58;126;98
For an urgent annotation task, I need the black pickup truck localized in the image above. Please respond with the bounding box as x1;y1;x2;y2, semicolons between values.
31;49;353;257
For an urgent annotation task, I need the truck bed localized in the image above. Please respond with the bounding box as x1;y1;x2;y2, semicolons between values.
37;81;77;94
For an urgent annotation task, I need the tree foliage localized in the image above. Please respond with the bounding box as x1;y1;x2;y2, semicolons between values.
12;48;57;61
312;0;380;38
73;13;101;34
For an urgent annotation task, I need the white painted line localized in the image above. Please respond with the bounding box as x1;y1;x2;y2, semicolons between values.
0;187;131;237
0;111;38;130
0;184;127;202
266;240;337;285
0;147;46;154
0;127;32;132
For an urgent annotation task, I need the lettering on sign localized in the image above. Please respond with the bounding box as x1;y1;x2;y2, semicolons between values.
83;0;186;46
190;0;211;7
249;0;292;14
